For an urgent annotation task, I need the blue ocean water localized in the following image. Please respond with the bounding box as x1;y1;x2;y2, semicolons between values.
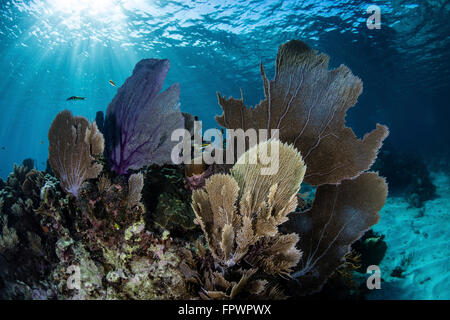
0;0;449;299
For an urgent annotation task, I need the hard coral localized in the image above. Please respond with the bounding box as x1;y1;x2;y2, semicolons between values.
48;110;104;198
373;143;436;207
104;59;184;175
0;163;61;299
154;192;197;231
25;169;190;299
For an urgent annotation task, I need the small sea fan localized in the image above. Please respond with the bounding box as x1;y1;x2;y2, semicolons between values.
48;110;104;198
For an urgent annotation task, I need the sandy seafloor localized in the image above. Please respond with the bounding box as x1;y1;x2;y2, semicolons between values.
363;171;450;299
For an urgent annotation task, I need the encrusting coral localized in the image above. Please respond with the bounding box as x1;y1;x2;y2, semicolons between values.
1;162;190;299
44;173;188;300
0;161;60;299
48;110;104;198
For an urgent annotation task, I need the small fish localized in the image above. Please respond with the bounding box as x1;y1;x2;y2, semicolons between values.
109;80;116;87
40;140;44;144
66;96;86;101
181;142;212;156
193;143;211;150
1;146;5;150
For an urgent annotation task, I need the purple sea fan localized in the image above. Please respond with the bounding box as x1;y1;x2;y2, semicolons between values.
104;59;184;175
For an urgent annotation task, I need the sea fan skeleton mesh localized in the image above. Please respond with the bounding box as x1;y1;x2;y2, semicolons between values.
104;59;184;175
216;40;388;186
48;110;104;198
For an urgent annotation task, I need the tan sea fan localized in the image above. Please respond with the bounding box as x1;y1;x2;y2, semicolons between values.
48;110;104;198
127;173;144;208
191;139;305;274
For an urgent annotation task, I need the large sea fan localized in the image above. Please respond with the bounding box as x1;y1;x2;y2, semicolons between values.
104;59;184;175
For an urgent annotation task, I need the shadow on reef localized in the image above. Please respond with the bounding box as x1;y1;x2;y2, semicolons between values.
373;142;436;208
140;164;200;238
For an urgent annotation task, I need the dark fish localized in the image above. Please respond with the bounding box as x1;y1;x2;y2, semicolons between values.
66;96;86;101
109;80;116;87
1;146;5;150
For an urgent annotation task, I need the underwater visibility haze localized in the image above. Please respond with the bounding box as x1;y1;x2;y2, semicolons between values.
0;0;449;301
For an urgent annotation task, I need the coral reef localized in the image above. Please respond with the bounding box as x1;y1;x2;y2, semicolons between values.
184;140;305;298
214;39;388;296
0;161;59;299
287;173;387;294
373;143;436;207
351;230;387;273
141;165;197;233
0;162;190;299
48;110;104;198
0;40;390;300
42;174;188;299
104;59;184;175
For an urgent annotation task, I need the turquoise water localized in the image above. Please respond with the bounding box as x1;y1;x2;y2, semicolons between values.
1;0;449;177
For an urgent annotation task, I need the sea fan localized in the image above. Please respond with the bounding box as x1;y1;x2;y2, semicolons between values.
104;59;184;175
216;40;388;186
48;110;104;198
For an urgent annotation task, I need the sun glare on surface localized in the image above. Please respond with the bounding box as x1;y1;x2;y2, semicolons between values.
45;0;128;28
43;0;128;33
47;0;117;16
